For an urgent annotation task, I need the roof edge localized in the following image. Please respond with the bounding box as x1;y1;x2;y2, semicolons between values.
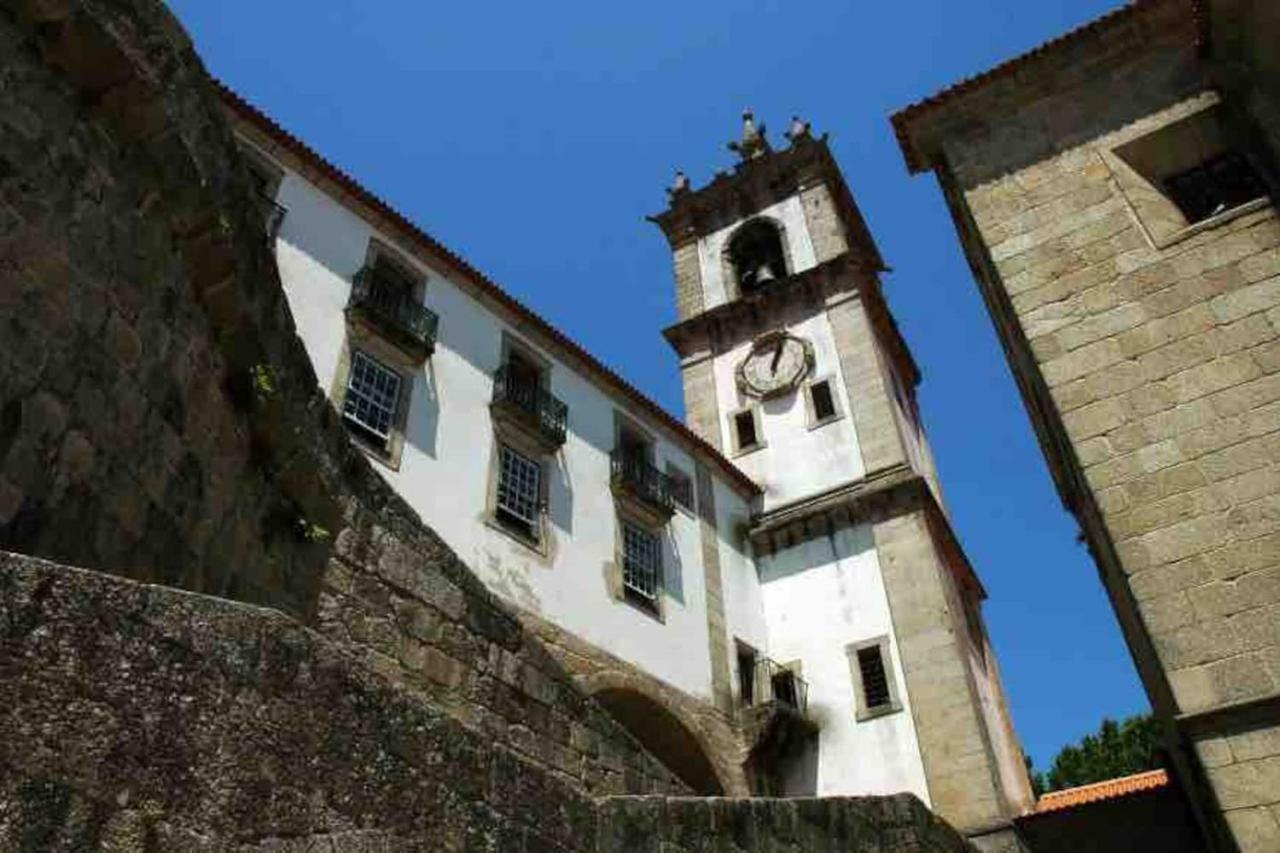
890;0;1204;174
215;81;761;497
1031;768;1170;815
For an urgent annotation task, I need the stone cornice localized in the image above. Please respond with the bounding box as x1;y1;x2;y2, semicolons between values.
748;464;987;597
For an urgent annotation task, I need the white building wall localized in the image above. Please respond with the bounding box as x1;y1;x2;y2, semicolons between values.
270;164;759;704
757;526;931;801
696;196;818;310
709;311;866;510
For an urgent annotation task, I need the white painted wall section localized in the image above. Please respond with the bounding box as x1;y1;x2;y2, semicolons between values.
757;525;931;801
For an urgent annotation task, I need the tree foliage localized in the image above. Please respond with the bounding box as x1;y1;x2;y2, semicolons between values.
1026;713;1162;795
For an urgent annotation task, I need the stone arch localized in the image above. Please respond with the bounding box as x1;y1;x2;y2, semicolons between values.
581;670;732;796
720;215;794;300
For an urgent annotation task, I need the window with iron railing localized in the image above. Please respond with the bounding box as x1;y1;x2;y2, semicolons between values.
745;654;809;715
492;364;568;447
348;265;439;355
610;450;675;515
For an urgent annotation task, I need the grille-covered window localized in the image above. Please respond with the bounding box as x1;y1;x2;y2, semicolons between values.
343;350;400;445
1163;150;1267;224
857;645;892;710
496;444;542;539
622;521;661;603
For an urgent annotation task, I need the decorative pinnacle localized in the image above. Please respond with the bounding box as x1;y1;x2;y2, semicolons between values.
784;115;812;143
727;108;771;161
667;169;691;198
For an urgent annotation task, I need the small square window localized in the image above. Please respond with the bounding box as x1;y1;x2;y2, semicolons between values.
848;636;902;721
810;379;837;423
731;407;763;455
621;520;661;607
496;443;542;541
343;350;401;448
667;464;694;514
1109;99;1271;246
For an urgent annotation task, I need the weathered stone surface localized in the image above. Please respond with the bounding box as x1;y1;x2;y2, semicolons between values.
0;551;974;852
895;1;1280;848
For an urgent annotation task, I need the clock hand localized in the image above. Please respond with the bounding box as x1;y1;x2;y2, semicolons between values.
770;341;783;374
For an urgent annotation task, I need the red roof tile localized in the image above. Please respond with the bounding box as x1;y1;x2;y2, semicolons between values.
1034;768;1170;814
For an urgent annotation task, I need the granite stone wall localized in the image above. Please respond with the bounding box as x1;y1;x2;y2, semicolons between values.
0;551;976;853
915;3;1280;847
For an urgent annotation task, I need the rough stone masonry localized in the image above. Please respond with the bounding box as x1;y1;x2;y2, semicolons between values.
0;0;977;849
893;1;1280;850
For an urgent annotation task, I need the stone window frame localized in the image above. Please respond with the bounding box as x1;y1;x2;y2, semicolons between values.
727;403;766;458
613;410;657;463
803;374;844;430
1101;92;1273;250
734;639;759;707
330;331;415;471
611;509;666;622
847;635;903;722
498;330;552;389
719;215;796;303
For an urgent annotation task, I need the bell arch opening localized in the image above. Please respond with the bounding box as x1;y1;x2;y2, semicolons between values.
727;219;787;296
592;687;725;795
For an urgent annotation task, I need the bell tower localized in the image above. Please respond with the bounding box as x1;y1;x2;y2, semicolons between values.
651;113;1035;850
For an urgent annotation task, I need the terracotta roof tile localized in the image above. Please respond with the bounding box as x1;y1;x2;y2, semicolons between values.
214;81;760;496
1034;768;1170;814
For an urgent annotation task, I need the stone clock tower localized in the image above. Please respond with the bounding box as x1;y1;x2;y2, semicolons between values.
652;113;1035;852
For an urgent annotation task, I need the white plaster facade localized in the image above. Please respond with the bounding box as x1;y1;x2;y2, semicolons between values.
227;104;1020;819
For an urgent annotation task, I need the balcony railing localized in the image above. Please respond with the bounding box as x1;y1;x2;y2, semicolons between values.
750;655;809;715
347;266;439;358
610;450;675;518
492;366;568;448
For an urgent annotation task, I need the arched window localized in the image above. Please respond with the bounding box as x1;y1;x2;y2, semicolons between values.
728;219;787;296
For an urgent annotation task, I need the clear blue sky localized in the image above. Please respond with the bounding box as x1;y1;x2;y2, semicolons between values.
165;0;1150;771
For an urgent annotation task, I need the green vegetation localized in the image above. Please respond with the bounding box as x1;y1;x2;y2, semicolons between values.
1027;713;1162;796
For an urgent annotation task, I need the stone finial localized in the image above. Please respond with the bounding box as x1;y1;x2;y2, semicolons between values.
784;115;812;143
667;169;691;199
728;109;771;160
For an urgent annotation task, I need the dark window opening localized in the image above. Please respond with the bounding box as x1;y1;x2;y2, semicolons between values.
811;380;836;422
734;411;759;450
667;465;694;513
1163;150;1267;224
737;646;757;705
618;426;651;466
857;645;891;710
728;220;787;296
771;669;799;709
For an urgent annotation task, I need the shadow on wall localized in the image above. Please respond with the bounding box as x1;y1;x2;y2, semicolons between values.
591;686;724;795
756;521;875;585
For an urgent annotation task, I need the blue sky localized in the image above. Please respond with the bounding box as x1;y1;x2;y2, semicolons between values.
165;0;1150;770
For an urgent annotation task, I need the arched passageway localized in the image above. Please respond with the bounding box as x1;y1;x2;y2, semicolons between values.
592;687;725;795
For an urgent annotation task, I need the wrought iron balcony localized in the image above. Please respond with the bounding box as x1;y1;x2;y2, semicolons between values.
610;450;675;521
347;266;439;360
491;366;568;449
749;655;809;715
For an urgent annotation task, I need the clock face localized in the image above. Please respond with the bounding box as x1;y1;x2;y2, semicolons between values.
737;333;813;399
